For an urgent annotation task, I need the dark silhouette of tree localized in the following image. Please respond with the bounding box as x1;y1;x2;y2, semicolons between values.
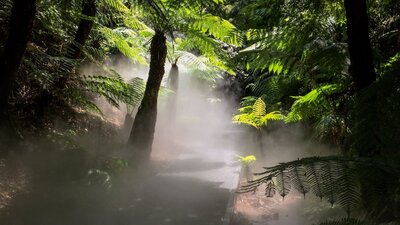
344;0;376;91
0;0;37;152
128;30;167;164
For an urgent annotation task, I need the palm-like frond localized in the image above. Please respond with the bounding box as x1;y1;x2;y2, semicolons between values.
189;14;238;46
239;155;400;218
232;113;260;129
318;218;400;225
285;84;339;122
76;75;144;108
98;26;149;65
233;98;284;129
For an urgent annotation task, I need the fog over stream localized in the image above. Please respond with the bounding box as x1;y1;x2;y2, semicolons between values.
0;58;344;225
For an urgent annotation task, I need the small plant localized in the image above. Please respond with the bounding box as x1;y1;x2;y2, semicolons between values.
236;154;257;166
45;128;80;150
236;154;257;182
104;157;129;173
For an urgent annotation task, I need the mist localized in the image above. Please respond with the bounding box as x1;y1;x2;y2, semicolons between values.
0;58;344;225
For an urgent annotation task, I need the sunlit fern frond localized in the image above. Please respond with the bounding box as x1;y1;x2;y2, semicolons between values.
66;89;104;116
261;111;285;125
98;26;148;65
101;0;129;13
189;14;238;46
178;31;234;74
252;98;266;116
240;96;258;107
175;51;209;71
238;106;252;113
123;15;150;31
285;84;339;122
76;75;144;108
232;113;260;129
233;97;284;129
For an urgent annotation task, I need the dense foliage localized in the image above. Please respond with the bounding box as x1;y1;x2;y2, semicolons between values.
0;0;399;224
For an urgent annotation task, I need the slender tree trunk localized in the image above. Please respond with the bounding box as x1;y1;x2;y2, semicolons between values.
344;0;376;91
58;0;96;88
168;63;179;92
257;129;264;156
0;0;36;153
128;30;167;164
68;0;96;59
167;63;179;120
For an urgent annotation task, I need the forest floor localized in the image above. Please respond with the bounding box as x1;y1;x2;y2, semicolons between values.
230;175;306;225
0;159;30;210
0;118;241;225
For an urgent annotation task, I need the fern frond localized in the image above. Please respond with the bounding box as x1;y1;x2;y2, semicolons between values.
276;169;291;198
290;164;310;197
336;161;361;216
306;161;324;199
98;26;148;65
286;84;339;122
233;97;284;129
101;0;129;13
318;218;400;225
261;111;285;124
77;75;144;108
189;14;238;46
232;113;259;129
252;98;266;116
320;160;339;206
239;155;400;218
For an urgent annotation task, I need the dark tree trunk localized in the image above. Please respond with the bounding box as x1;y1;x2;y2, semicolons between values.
67;0;96;59
58;0;96;88
38;0;96;119
128;30;167;164
0;0;36;152
344;1;396;220
344;0;380;157
344;0;376;91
